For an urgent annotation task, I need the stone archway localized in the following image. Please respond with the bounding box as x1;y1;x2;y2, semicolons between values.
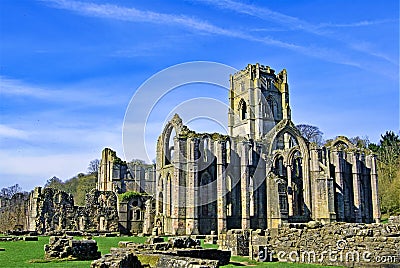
267;123;311;220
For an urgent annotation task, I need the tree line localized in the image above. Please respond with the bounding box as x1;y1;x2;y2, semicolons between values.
43;159;99;205
368;131;400;215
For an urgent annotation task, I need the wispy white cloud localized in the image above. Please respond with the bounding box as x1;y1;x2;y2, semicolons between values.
317;19;398;28
41;0;235;36
195;0;397;65
197;0;396;32
0;76;125;106
40;0;364;69
0;125;29;139
0;77;52;98
194;0;324;34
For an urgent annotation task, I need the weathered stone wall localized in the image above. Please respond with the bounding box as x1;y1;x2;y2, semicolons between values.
218;229;250;256
239;222;400;267
44;235;101;260
0;193;29;232
97;148;156;195
0;187;119;234
118;195;153;235
77;189;119;232
33;188;76;233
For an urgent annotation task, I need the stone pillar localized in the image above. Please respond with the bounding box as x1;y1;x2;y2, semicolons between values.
333;151;345;221
309;146;320;220
240;141;250;229
186;138;199;234
162;174;168;222
27;187;41;231
286;165;293;217
216;141;227;234
278;69;290;120
369;155;381;223
266;173;286;228
301;151;312;220
310;148;336;223
350;152;362;223
171;137;187;235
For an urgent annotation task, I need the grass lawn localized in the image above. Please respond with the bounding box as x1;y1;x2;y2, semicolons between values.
0;236;143;268
0;236;342;268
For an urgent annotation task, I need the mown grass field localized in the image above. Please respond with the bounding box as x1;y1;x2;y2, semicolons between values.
0;236;341;267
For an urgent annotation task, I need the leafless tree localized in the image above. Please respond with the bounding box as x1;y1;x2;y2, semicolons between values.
0;184;22;199
88;159;100;174
296;124;324;146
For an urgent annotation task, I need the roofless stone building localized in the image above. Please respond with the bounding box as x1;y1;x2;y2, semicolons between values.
98;63;380;236
0;63;382;239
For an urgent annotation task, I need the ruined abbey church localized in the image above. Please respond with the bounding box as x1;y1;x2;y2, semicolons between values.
0;63;381;236
98;63;381;235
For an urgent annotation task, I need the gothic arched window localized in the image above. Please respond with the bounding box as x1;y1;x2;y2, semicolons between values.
238;99;247;120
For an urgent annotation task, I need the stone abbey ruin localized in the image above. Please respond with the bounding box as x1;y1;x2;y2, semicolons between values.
1;63;399;267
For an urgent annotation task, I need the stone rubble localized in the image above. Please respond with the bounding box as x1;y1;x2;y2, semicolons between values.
91;236;230;268
44;235;101;260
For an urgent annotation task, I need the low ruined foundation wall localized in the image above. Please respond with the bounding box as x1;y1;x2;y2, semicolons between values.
257;222;400;267
44;235;101;260
92;236;231;268
218;229;250;256
220;222;400;267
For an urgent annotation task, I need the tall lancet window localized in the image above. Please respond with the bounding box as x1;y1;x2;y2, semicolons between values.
226;175;232;216
238;99;247;120
226;140;231;164
203;138;209;162
249;176;255;216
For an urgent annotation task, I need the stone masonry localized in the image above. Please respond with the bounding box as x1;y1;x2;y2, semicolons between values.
0;187;120;234
44;235;101;260
91;236;231;268
218;222;400;267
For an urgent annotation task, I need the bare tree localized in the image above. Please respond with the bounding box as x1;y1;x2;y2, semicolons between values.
349;136;370;149
296;124;324;146
0;184;22;199
88;159;100;174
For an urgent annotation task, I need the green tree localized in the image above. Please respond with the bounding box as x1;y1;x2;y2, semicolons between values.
44;176;64;190
74;174;97;206
375;131;400;215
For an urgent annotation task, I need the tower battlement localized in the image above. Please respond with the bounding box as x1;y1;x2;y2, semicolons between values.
229;63;290;140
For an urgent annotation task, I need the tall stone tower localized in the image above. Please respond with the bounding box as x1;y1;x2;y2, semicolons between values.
228;63;291;140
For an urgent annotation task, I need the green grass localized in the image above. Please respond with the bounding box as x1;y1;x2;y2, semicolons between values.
0;236;342;268
0;236;146;268
200;239;219;249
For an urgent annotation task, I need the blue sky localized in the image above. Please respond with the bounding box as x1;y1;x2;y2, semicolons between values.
0;0;399;191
